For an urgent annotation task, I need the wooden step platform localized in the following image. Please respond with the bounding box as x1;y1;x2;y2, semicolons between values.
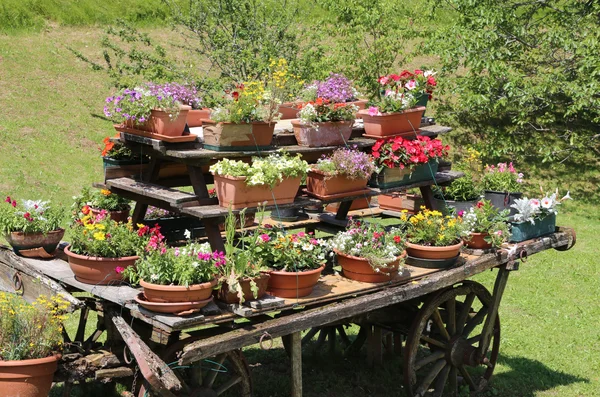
106;178;207;209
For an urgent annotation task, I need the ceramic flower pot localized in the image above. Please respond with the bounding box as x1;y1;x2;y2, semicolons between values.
278;102;301;120
5;228;64;257
64;245;138;285
149;106;191;137
134;294;213;314
510;214;556;242
358;106;425;138
267;264;325;298
90;207;131;223
405;241;463;260
186;108;212;127
335;250;404;283
291;120;354;147
464;232;492;249
217;273;270;304
369;161;438;189
202;121;275;151
213;175;301;210
306;170;369;198
140;278;218;303
0;354;59;397
484;190;522;216
377;193;424;214
325;197;371;212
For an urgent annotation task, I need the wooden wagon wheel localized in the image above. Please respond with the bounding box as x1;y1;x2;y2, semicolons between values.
281;324;368;356
404;281;500;397
138;336;252;397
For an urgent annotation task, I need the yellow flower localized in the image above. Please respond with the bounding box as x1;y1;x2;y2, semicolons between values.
95;224;106;230
93;231;106;241
101;189;111;196
409;217;419;225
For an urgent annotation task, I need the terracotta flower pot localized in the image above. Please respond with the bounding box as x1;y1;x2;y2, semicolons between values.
464;232;492;249
217;273;270;304
405;241;463;260
325;197;371;212
213;175;301;210
377;193;424;214
90;207;130;223
5;229;64;257
349;99;368;116
291;119;354;147
202;121;275;151
358;106;425;137
140;278;218;303
134;293;213;314
278;102;301;120
186;108;212;127
64;245;138;285
149;106;191;137
306;170;369;197
0;354;59;397
335;250;404;283
267;264;325;298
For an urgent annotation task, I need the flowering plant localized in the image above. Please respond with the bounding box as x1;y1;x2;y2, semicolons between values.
329;220;405;270
401;208;467;246
145;206;174;220
0;196;64;235
435;149;483;201
101;134;149;161
368;70;436;115
511;189;571;224
300;73;360;103
0;293;67;360
297;98;358;123
146;82;201;109
462;200;510;247
371;136;450;172
210;152;309;187
314;147;376;180
211;81;281;123
69;211;152;258
481;162;524;193
104;83;186;124
72;187;130;215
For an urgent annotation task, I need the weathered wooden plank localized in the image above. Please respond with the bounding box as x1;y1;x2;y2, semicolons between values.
290;331;303;397
56;350;126;382
246;295;285;310
95;367;134;380
106;178;199;205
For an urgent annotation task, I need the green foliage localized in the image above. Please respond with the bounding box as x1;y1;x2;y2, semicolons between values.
481;162;524;193
72;187;130;214
211;82;280;123
462;200;510;247
69;216;147;258
401;208;466;246
298;101;358;123
259;230;328;272
428;0;600;162
0;197;64;235
437;170;481;201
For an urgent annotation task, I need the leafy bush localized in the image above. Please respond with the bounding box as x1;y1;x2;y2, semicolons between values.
73;187;130;213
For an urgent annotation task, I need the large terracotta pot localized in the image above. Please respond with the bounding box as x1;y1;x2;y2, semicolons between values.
335;250;404;283
149;106;191;136
5;229;64;257
306;170;369;198
267;264;325;298
0;355;59;397
217;273;270;304
377;193;424;214
405;241;463;260
64;245;138;285
464;232;492;249
140;278;218;303
186;108;212;127
278;102;301;120
213;175;301;210
90;207;130;223
291;119;353;147
325;197;371;212
358;106;425;137
202;121;275;151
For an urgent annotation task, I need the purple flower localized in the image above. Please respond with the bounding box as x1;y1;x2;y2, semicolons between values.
314;73;357;103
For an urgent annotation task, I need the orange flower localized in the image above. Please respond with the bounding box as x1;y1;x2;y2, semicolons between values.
81;205;90;215
101;189;111;196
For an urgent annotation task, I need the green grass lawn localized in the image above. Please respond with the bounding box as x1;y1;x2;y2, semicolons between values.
1;26;599;396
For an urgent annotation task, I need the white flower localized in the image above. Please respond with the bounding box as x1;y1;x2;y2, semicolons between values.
561;191;572;201
541;197;552;209
424;70;436;77
150;274;159;281
302;243;314;251
184;229;191;239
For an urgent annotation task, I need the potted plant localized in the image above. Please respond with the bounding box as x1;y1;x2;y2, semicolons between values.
147;82;207;127
291;99;358;147
378;193;424;213
203;80;281;151
209;153;309;209
370;136;450;189
306;147;375;198
481;162;525;215
330;220;406;283
65;212;153;285
0;196;65;257
461;200;510;249
509;190;571;242
101;134;149;167
73;187;131;223
104;83;191;137
358;70;432;137
400;208;467;266
0;293;66;397
297;73;366;115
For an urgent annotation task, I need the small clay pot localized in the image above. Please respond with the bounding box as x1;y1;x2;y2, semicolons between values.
135;293;213;314
464;232;493;249
291;120;354;147
213;175;301;210
217;273;270;304
140;278;218;303
186;108;212;127
377;193;423;214
64;245;138;285
0;354;59;397
149;106;191;137
358;106;425;137
306;170;369;197
405;241;463;260
90;207;130;223
267;264;325;298
5;228;64;256
335;250;404;283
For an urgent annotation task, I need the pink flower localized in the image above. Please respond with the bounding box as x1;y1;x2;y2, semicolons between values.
495;230;503;236
11;200;16;208
174;247;180;257
310;238;318;245
298;232;306;238
457;210;465;217
260;234;270;242
368;106;380;116
530;199;541;209
160;247;167;254
115;266;125;274
405;80;417;90
4;196;11;203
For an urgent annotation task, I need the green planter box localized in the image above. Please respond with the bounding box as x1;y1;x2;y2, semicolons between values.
510;214;556;242
369;161;438;189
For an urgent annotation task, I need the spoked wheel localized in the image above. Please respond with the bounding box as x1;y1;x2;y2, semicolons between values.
404;281;500;397
138;336;252;397
282;324;368;356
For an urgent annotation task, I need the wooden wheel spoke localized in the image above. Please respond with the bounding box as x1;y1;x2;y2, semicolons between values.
420;334;447;349
301;327;319;344
214;374;242;395
446;296;456;336
203;353;227;388
432;309;451;341
458;365;477;391
433;365;451;397
456;292;476;334
415;360;446;396
449;366;458;396
467;334;482;346
337;325;351;348
415;350;446;371
462;307;488;337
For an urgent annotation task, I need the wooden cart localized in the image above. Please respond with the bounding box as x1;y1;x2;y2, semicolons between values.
0;121;577;396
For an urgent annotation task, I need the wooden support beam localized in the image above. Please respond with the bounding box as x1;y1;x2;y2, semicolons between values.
478;265;510;359
290;332;303;397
